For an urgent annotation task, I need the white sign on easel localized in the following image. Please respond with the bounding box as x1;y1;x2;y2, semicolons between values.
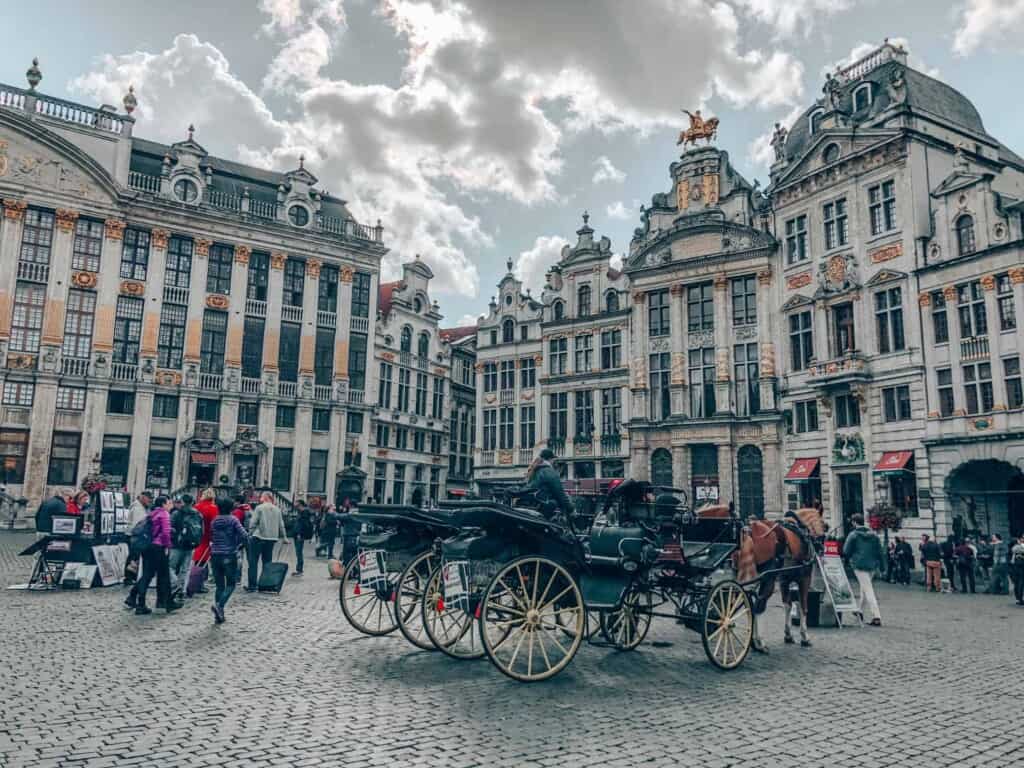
816;542;860;626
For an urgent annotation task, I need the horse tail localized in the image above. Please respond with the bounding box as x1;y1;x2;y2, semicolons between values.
736;531;758;584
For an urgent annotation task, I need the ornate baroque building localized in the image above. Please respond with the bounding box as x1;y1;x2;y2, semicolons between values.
441;324;477;497
0;62;384;511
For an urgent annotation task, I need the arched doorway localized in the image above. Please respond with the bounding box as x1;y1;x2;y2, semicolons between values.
946;459;1024;538
651;448;673;488
737;445;765;519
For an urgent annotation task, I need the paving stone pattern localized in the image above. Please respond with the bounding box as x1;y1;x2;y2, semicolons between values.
1;531;1022;768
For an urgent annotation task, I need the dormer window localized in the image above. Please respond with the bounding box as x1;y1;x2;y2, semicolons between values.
606;290;619;313
577;285;591;317
809;108;825;136
822;143;841;165
288;205;309;227
174;178;198;203
552;300;565;320
853;83;873;112
413;298;423;313
502;317;515;343
956;215;976;257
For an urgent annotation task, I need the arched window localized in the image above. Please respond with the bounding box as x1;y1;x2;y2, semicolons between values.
552;300;565;320
956;215;976;256
822;143;840;165
413;297;423;313
577;285;591;317
651;448;673;488
501;317;515;343
417;331;430;359
737;445;765;520
809;108;824;136
400;326;412;352
605;290;619;313
853;83;872;112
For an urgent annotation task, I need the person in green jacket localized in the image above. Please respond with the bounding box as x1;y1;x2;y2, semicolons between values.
843;514;885;626
526;449;573;519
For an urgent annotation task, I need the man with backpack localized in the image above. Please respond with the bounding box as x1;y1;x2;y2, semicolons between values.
292;499;315;575
168;495;203;600
954;539;977;594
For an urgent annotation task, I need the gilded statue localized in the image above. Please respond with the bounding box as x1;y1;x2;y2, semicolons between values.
677;109;719;148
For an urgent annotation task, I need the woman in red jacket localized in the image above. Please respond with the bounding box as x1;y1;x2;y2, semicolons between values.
193;488;220;563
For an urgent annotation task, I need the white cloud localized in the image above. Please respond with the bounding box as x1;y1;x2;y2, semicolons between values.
609;252;624;271
953;0;1024;56
732;0;853;38
592;155;625;184
606;200;632;220
747;104;803;169
452;313;482;327
515;235;569;294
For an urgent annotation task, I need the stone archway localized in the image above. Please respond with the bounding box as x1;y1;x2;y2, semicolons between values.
945;459;1024;538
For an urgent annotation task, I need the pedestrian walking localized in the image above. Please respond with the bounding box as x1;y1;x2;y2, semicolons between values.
920;534;943;592
985;534;1009;595
292;500;315;575
245;492;287;591
896;536;913;585
976;537;994;583
168;495;203;599
133;496;179;615
319;504;339;560
885;539;898;583
941;536;958;593
210;497;248;624
1010;534;1024;606
192;489;219;564
338;499;361;567
123;492;152;602
954;539;977;594
842;513;885;626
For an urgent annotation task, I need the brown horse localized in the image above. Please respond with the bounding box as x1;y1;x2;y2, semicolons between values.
735;509;824;650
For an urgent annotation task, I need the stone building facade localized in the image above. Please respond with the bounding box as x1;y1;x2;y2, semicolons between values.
0;64;384;513
769;41;1024;538
441;324;477;497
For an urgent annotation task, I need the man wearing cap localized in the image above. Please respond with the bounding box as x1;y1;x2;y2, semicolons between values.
526;448;573;519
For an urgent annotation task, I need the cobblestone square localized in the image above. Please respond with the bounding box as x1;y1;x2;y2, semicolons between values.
1;532;1021;768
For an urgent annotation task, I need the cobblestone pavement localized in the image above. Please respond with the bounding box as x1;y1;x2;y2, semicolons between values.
1;531;1022;768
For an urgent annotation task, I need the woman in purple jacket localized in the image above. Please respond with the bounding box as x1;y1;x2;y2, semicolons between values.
134;496;179;615
210;497;249;624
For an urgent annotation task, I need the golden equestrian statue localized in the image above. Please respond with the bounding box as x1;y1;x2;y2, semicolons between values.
677;109;719;148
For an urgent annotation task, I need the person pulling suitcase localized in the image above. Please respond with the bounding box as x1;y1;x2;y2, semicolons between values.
245;492;288;592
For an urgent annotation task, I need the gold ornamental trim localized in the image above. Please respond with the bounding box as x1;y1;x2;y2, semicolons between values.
1009;267;1024;285
757;269;772;286
6;353;36;370
55;208;79;232
155;370;183;387
702;173;719;206
670;283;684;297
918;292;931;307
942;286;957;301
631;291;646;304
270;252;287;270
195;238;212;258
71;271;98;289
713;273;728;290
206;294;230;310
234;245;251;265
306;258;322;279
980;274;996;292
869;243;902;264
3;199;27;221
120;280;145;297
786;272;812;290
150;228;170;250
104;219;126;240
339;266;354;283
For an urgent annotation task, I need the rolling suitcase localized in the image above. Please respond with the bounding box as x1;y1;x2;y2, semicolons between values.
257;543;288;593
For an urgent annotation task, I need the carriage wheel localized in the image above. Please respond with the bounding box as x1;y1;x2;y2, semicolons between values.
556;607;602;641
420;564;485;660
339;555;398;636
600;586;652;651
480;556;584;682
701;580;753;670
395;551;438;651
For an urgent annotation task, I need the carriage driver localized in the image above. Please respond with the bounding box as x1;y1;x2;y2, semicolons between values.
526;449;574;519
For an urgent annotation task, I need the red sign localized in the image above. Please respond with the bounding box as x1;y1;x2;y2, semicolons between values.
873;451;914;474
190;452;218;466
824;540;840;557
784;458;819;483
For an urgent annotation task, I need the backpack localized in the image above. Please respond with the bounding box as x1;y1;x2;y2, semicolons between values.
956;548;973;567
177;510;204;549
129;515;153;554
1012;548;1024;565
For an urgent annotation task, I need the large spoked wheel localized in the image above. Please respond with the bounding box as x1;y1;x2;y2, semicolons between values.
395;551;438;651
600;586;652;651
339;555;398;636
480;556;584;683
701;579;753;670
420;564;485;660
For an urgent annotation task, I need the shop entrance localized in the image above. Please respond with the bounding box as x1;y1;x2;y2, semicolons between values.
838;472;863;533
188;452;217;487
234;456;257;489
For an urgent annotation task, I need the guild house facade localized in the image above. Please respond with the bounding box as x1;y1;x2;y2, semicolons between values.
0;60;385;515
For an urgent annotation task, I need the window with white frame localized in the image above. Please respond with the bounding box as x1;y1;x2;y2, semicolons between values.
483;409;497;450
868;180;896;235
482;363;497;393
734;343;759;416
834;393;861;428
378;362;393;407
649;352;670;420
2;381;34;407
549;392;568;440
601;387;621;435
601;329;622;370
882;384;912;422
1004;357;1023;409
687;282;714;332
997;273;1016;331
785;215;808;264
689;347;716;418
415;372;428;416
206;243;234;294
794;400;818;433
520;357;536;388
875;287;905;353
549;337;568;375
937;368;954;417
823;197;848;249
71;218;104;272
499;406;514;449
963;361;993;414
577;285;592;317
789;311;813;371
398;367;411;409
574;390;594;439
853;83;873;112
20;208;54;266
62;289;95;360
500;360;515;391
11;281;45;353
574;334;593;373
158;304;187;370
648;290;670;336
119;228;150;280
931;291;949;343
957;281;988;337
520;405;535;449
113;296;144;364
56;386;86;411
731;275;757;326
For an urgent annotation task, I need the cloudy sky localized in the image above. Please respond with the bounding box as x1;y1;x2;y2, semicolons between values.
2;0;1022;325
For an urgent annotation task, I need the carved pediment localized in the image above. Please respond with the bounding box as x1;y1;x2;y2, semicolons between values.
775;129;900;188
866;268;907;287
781;293;814;311
931;169;991;198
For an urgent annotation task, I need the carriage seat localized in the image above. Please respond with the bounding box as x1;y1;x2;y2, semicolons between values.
588;526;650;562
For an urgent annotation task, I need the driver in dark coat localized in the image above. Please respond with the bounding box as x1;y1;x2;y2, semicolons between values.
526;449;573;518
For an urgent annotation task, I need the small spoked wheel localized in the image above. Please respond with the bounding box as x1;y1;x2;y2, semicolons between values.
480;556;584;682
701;579;753;670
420;564;485;660
339;555;398;636
395;551;438;651
600;585;652;651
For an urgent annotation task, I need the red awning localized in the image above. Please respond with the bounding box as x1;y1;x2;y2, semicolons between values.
784;458;820;484
874;451;914;474
190;451;218;466
448;489;468;497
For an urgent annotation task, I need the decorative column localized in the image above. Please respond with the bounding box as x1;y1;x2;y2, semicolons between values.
813;299;829;363
333;266;354;391
713;273;730;414
182;238;210;376
217;245;251;483
259;252;286;483
918;292;941;419
630;290;648;419
756;269;777;411
942;285;966;417
717;444;735;507
669;283;687;416
291;259;321;495
0;200;29;357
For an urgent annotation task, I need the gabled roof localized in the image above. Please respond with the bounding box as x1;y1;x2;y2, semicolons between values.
440;325;477;342
378;281;403;317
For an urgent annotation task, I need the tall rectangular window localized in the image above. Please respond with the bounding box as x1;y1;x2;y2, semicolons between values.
0;430;28;483
113;295;144;364
937;368;954;417
398;368;411;410
164;236;193;290
378;363;393;408
835;393;861;428
247;251;269;301
499;406;514;449
649;352;670;420
20;208;54;265
146;438;175;493
600;329;622;370
997;273;1016;331
731;276;757;326
241;317;264;378
312;408;331;432
120;228;150;280
346;411;364;436
833;302;856;354
789;310;814;371
794;400;818;433
882;384;912;422
200;310;228;375
823;197;848;249
11;282;45;353
283;259;305;307
734;342;759;416
574;334;593;372
373;462;387;502
272;448;293;490
689;347;716;417
107;390;136;415
314;328;334;386
196;397;220;422
415;372;428;416
206;243;234;294
549;392;568;440
520;405;535;449
309;450;328;494
62;289;95;359
500;360;515;391
348;332;368;390
2;381;34;407
785;214;807;264
957;281;988;337
868;180;896;235
482;363;497;393
574;390;594;438
1004;357;1023;409
56;386;86;411
279;323;301;382
932;291;949;344
520;358;536;388
71;218;103;272
376;423;390;448
875;287;905;354
601;388;621;435
483;409;497;450
318;265;338;313
963;362;993;414
154;395;180;419
47;433;81;485
549;338;568;375
157;304;187;369
648;289;670;337
432;377;444;419
100;435;130;486
392;464;406;504
352;272;371;317
687;283;714;332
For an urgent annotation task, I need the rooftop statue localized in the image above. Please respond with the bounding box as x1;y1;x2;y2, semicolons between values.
677;109;719;149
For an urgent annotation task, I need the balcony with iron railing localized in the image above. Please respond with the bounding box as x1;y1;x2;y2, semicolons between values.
61;357;89;377
317;310;337;330
16;261;49;283
960;336;990;361
281;304;303;323
351;316;369;333
279;381;298;399
245;298;267;318
111;362;137;382
163;284;189;305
